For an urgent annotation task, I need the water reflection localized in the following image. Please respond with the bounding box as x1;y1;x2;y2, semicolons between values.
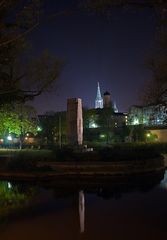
0;170;166;240
79;190;85;233
160;171;167;189
41;171;164;200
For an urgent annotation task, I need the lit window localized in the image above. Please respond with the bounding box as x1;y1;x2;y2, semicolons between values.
89;120;98;128
133;118;139;125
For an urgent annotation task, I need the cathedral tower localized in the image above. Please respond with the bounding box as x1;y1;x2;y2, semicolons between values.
95;82;103;109
103;91;111;108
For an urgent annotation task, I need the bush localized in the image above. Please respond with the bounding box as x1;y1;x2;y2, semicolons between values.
98;143;161;161
54;147;76;161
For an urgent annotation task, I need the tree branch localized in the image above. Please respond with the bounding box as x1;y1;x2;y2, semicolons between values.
0;0;5;8
0;22;39;47
13;73;26;84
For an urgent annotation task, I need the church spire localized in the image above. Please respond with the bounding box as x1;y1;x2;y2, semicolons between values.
113;101;118;113
95;82;103;109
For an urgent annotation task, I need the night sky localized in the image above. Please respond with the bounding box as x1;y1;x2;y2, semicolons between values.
28;1;156;114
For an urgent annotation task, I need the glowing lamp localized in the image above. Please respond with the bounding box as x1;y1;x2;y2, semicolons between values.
146;133;151;138
7;135;12;141
37;126;42;132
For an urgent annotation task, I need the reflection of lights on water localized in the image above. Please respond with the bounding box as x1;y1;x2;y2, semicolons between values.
8;182;12;189
79;190;85;233
160;171;167;189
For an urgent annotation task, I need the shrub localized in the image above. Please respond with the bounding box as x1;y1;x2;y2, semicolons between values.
98;143;161;161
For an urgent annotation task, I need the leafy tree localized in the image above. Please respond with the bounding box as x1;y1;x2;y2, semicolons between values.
0;104;37;148
0;107;20;137
97;107;115;143
39;111;67;147
83;108;98;128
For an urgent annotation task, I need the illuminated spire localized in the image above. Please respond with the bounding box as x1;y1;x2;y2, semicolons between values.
113;101;118;113
95;82;103;109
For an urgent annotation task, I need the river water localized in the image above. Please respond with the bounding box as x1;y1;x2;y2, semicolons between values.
0;171;167;240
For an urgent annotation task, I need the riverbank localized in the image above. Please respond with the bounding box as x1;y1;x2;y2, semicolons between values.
0;143;166;181
0;156;165;181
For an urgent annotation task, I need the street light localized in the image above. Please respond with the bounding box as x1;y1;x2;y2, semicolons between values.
7;135;12;141
37;126;42;132
7;135;12;149
146;133;151;138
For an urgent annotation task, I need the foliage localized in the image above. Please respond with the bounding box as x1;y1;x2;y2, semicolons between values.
0;104;37;137
97;107;115;143
39;111;67;145
0;143;166;168
97;143;161;161
129;124;146;142
83;108;98;128
0;181;38;224
0;182;26;207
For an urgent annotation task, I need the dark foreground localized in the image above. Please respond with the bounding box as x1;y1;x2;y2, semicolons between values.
0;170;167;240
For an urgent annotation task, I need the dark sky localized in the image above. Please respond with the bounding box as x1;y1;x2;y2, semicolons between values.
28;1;156;114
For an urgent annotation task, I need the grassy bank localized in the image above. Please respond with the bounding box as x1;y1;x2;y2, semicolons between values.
0;143;166;173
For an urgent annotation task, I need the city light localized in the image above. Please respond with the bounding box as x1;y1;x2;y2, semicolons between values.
100;134;106;138
133;118;139;125
37;126;42;132
146;133;151;138
89;121;98;128
7;135;12;141
8;182;12;189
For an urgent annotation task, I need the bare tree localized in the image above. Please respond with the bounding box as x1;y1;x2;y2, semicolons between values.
0;1;64;103
0;0;40;47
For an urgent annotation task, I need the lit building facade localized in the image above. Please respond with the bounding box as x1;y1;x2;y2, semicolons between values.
128;103;167;126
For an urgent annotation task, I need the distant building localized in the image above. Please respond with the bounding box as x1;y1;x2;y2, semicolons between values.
95;83;119;113
36;84;128;145
103;91;111;108
128;103;167;126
